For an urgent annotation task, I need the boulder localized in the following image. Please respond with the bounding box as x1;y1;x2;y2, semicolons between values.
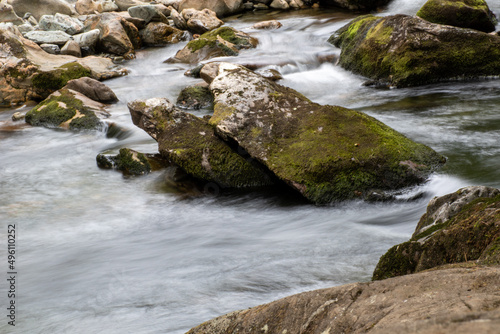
319;0;391;11
176;84;213;109
0;1;24;25
139;21;186;46
170;7;187;29
24;30;72;45
8;0;74;21
114;0;149;11
61;40;81;57
128;98;274;188
39;13;84;35
178;0;243;17
251;20;282;29
373;186;500;280
127;4;169;24
0;23;126;105
187;266;500;334
269;0;289;10
207;63;445;203
167;26;257;64
64;77;118;103
17;22;34;33
417;0;497;33
25;88;109;130
330;14;500;87
72;28;100;49
96;148;152;175
182;8;224;34
40;43;60;54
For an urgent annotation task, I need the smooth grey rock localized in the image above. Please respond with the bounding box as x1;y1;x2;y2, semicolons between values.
40;43;60;54
25;30;72;45
39;13;84;35
64;77;118;103
182;8;223;34
127;4;168;24
72;28;100;48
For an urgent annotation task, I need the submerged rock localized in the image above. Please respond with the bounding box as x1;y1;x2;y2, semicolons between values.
166;26;257;63
372;186;500;280
187;266;500;334
128;98;274;188
96;148;152;175
207;63;444;203
251;20;283;30
330;14;500;87
417;0;497;33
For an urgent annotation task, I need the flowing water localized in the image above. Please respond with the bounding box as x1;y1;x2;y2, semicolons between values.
1;0;500;333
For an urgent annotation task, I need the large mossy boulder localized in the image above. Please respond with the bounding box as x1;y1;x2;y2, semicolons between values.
372;186;500;281
166;26;257;64
127;98;274;188
25;88;109;130
319;0;391;11
207;63;445;203
330;14;500;87
417;0;497;33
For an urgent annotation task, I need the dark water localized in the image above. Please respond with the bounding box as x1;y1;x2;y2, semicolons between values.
1;0;500;333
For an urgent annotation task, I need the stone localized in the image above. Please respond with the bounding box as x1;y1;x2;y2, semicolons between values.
319;0;391;11
39;13;84;35
269;0;289;9
372;186;500;280
64;77;118;103
128;98;274;188
253;3;269;9
207;63;445;203
176;84;213;109
187;266;500;334
167;26;258;64
95;0;119;13
114;0;149;11
251;20;282;29
139;21;186;46
24;30;72;45
417;0;497;33
127;4;169;24
96;148;152;175
256;68;283;81
170;7;187;30
182;8;224;34
11;111;25;121
0;1;24;25
72;28;100;49
25;88;109;131
199;62;220;83
178;0;244;18
330;14;500;87
16;22;33;34
61;40;82;57
40;43;60;54
8;0;74;21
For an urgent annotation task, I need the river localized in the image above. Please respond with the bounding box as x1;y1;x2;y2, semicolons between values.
1;0;500;333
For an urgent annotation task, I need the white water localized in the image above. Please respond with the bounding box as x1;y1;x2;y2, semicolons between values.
1;2;500;333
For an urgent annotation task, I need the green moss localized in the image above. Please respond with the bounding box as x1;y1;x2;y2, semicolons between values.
209;103;237;126
32;62;93;97
176;86;213;110
187;26;255;54
115;148;151;175
372;241;422;281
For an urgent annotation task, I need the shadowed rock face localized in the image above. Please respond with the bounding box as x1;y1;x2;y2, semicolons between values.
187;265;500;334
207;63;445;203
330;14;500;87
319;0;391;11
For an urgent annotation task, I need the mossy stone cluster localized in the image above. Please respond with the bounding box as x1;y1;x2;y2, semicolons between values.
32;63;93;98
176;85;213;109
373;191;500;280
417;0;497;33
330;14;500;87
187;26;256;53
97;148;152;175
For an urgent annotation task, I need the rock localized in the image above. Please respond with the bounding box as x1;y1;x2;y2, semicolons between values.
25;88;109;130
11;111;25;121
0;23;126;105
207;63;445;204
24;30;72;45
167;26;257;64
96;148;152;175
188;266;500;334
72;28;100;49
139;21;186;46
182;8;224;34
176;84;213;109
114;0;149;11
128;98;274;188
256;68;283;81
417;0;497;33
23;12;38;26
251;20;282;29
40;43;60;54
38;13;84;35
289;0;303;8
64;77;118;103
372;186;500;280
319;0;391;11
16;22;34;34
156;0;181;9
199;62;220;83
170;7;187;30
0;1;24;25
61;40;81;57
178;0;244;18
253;3;269;9
269;0;289;9
127;4;169;24
8;0;74;21
330;14;500;87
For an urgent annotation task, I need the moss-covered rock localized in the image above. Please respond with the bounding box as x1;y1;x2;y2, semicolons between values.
127;97;274;188
417;0;497;33
96;148;152;175
166;26;258;64
31;62;92;98
25;88;108;130
319;0;391;11
176;85;213;109
372;186;500;280
139;22;186;46
208;63;445;204
330;14;500;87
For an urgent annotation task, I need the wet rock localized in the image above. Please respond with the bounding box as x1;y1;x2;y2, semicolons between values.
256;68;283;81
25;88;109;130
96;148;152;175
170;7;187;30
199;62;220;83
128;97;274;188
128;4;169;24
61;40;82;57
176;84;213;109
207;63;445;203
0;1;24;25
24;30;72;45
167;26;257;64
251;20;282;29
417;0;497;33
330;14;500;87
319;0;391;11
11;112;25;121
38;13;84;35
372;186;500;280
187;266;500;334
9;0;75;21
182;8;224;34
178;0;244;18
64;77;118;103
139;21;186;46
